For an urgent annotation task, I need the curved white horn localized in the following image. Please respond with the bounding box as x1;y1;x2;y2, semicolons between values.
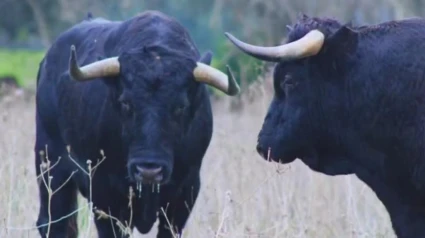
225;29;325;62
69;45;120;81
193;63;240;96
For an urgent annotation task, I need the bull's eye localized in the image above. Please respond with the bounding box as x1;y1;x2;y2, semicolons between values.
174;105;186;116
120;101;132;114
281;74;298;94
118;94;133;116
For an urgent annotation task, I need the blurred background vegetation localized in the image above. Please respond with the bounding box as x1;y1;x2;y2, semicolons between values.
0;0;423;93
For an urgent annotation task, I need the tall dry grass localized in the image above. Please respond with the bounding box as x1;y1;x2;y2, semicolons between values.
0;83;395;237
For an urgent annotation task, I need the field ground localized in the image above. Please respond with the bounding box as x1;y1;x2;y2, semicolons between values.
0;87;396;238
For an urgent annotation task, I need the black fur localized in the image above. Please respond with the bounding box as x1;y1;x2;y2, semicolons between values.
254;15;425;237
35;11;215;238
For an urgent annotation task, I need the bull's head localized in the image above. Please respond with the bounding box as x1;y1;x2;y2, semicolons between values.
68;45;240;185
225;16;359;175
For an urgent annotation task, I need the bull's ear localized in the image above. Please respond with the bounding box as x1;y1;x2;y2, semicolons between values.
199;51;213;65
325;25;358;55
316;25;358;78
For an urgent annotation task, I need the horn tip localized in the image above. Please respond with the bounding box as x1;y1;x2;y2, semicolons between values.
69;45;77;61
68;44;83;81
225;64;241;96
224;32;234;40
224;32;242;50
70;45;77;58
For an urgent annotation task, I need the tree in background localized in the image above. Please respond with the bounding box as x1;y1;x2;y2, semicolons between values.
0;0;422;91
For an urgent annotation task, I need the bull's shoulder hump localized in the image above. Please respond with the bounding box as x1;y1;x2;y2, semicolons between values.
356;17;425;35
133;10;176;22
46;20;118;56
125;10;183;31
54;18;120;41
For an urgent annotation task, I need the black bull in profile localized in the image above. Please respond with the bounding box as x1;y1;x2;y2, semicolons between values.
34;11;240;238
226;15;425;237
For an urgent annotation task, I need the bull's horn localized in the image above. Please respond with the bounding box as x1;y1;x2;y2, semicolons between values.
224;29;325;62
69;45;120;81
193;63;240;96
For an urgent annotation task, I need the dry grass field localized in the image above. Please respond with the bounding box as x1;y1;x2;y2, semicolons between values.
0;84;396;238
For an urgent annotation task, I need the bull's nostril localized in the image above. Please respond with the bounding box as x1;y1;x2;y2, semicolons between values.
134;165;163;182
129;159;168;184
136;166;162;176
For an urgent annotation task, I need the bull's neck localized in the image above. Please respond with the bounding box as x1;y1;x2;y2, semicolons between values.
355;166;425;238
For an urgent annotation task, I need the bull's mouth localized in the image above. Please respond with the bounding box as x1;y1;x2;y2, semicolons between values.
132;166;165;196
128;160;171;194
301;151;355;176
256;143;296;164
134;166;164;184
135;181;162;196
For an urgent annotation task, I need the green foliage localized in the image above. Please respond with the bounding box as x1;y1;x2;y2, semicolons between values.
0;48;45;88
208;36;267;96
0;1;272;94
76;195;91;232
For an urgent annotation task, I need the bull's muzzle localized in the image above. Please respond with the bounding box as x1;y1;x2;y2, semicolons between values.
128;160;168;184
135;165;163;183
256;143;268;160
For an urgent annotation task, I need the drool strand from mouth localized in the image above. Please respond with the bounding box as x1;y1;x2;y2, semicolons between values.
136;182;161;197
137;182;142;198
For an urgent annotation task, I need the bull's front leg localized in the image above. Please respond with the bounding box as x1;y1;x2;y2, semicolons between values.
35;130;79;237
35;155;79;238
157;169;201;238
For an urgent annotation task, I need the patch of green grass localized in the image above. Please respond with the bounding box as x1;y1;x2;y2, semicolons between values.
77;195;91;232
0;48;45;88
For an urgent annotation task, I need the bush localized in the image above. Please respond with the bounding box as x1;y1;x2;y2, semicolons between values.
0;48;45;88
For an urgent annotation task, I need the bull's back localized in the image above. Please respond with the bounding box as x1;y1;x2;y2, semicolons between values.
352;18;425;84
358;18;425;56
